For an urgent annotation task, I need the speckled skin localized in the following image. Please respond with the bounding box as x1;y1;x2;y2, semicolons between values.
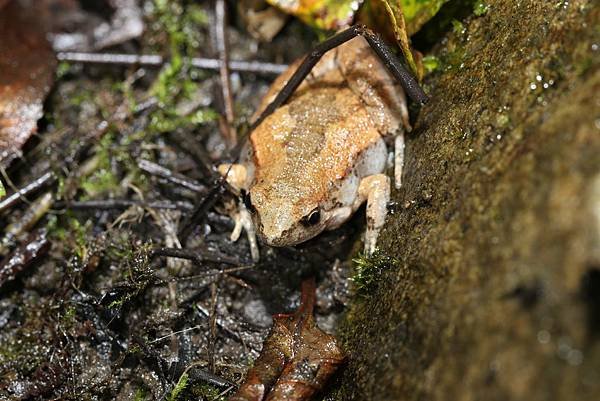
223;36;410;251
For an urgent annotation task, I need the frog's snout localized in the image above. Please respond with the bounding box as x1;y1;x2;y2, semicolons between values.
253;213;320;248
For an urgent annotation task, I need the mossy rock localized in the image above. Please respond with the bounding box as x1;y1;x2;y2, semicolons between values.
334;1;600;400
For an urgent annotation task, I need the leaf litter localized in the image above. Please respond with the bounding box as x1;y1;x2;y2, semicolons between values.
0;2;354;400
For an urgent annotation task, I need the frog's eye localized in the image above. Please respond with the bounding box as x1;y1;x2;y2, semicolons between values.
241;190;255;213
301;208;321;226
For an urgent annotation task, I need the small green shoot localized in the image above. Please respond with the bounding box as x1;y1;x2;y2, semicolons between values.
451;19;465;35
473;0;489;16
351;251;399;296
167;373;189;401
423;55;441;73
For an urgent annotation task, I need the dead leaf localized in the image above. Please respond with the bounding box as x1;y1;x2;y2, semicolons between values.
0;0;56;167
371;1;416;79
238;0;289;42
230;278;345;401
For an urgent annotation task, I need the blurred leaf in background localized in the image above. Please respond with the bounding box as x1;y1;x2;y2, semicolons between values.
266;0;449;35
266;0;364;31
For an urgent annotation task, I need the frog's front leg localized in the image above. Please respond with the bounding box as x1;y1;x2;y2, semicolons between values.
218;163;259;261
355;174;391;255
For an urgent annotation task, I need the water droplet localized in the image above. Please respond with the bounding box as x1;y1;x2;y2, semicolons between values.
537;330;551;344
530;83;537;90
536;74;543;82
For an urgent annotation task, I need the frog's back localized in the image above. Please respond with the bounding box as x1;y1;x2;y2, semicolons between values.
249;35;407;206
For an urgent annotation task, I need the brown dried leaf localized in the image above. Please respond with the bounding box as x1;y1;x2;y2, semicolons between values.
0;0;56;167
230;278;345;401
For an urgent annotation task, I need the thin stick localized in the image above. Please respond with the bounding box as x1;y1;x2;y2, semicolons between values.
0;171;55;213
151;247;242;266
215;0;237;148
56;199;193;211
56;52;288;76
138;159;205;193
208;282;219;372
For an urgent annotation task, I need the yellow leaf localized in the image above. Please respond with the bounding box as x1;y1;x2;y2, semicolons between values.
377;0;419;79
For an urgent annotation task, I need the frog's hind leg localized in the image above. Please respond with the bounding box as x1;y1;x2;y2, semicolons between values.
356;174;391;255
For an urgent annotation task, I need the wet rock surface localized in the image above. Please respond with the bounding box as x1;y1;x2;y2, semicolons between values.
334;1;600;400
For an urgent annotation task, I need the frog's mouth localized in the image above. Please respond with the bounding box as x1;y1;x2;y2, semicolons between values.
255;220;322;248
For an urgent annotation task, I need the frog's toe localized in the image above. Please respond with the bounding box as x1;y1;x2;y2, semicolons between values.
364;232;378;255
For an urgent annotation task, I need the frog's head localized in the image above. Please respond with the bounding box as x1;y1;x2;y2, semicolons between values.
243;184;327;247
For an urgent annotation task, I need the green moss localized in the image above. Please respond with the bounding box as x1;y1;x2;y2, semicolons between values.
167;373;189;401
148;0;217;134
68;86;94;108
149;108;218;133
451;19;465;35
423;55;441;73
472;0;489;16
66;217;92;261
80;133;119;198
133;388;147;401
351;252;400;296
192;383;227;401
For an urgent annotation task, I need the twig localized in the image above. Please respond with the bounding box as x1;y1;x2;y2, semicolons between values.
167;131;215;179
56;199;194;211
181;362;235;389
151;247;242;266
0;171;55;213
1;191;53;254
56;52;288;75
196;303;243;344
215;0;237;148
168;265;254;282
137;159;206;193
208;282;219;372
178;178;229;244
0;229;50;288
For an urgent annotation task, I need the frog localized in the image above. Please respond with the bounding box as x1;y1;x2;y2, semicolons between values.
219;32;421;261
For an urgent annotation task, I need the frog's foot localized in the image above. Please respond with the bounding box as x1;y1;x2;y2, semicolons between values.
357;174;390;255
394;133;405;189
231;203;260;262
218;164;259;261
